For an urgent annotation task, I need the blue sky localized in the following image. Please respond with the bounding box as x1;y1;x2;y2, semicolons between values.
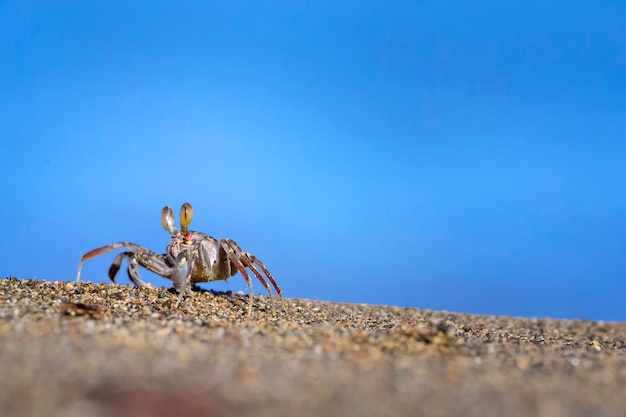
2;1;625;321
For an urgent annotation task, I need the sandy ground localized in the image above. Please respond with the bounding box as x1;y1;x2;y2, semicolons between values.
0;277;625;417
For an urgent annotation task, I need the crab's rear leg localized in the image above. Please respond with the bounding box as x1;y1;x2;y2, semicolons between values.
248;255;285;311
224;239;285;312
224;252;256;318
219;239;283;317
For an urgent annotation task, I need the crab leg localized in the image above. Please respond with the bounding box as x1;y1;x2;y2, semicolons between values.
76;242;162;284
219;238;285;315
170;250;196;307
249;256;285;311
109;252;173;288
225;239;284;301
223;248;256;318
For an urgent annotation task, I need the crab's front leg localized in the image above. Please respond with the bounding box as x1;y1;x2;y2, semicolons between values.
169;249;195;307
120;252;174;288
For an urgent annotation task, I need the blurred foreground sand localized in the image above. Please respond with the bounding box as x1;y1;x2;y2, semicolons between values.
1;278;625;417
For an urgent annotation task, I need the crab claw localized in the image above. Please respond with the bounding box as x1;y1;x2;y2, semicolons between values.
180;203;194;234
161;206;178;235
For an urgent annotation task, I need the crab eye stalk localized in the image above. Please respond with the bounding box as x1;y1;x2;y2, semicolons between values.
180;202;194;234
161;206;178;235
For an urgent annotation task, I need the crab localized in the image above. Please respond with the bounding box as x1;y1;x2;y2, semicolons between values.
76;203;283;317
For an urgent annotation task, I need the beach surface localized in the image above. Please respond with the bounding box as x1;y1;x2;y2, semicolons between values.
1;277;625;417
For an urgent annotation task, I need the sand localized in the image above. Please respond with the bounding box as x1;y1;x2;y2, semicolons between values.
1;277;625;417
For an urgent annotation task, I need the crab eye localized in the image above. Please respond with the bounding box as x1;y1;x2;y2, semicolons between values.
180;202;194;233
161;206;177;235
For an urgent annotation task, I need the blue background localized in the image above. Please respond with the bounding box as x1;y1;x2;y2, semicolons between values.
2;1;625;321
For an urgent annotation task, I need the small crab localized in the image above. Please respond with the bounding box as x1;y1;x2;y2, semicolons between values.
76;203;283;316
